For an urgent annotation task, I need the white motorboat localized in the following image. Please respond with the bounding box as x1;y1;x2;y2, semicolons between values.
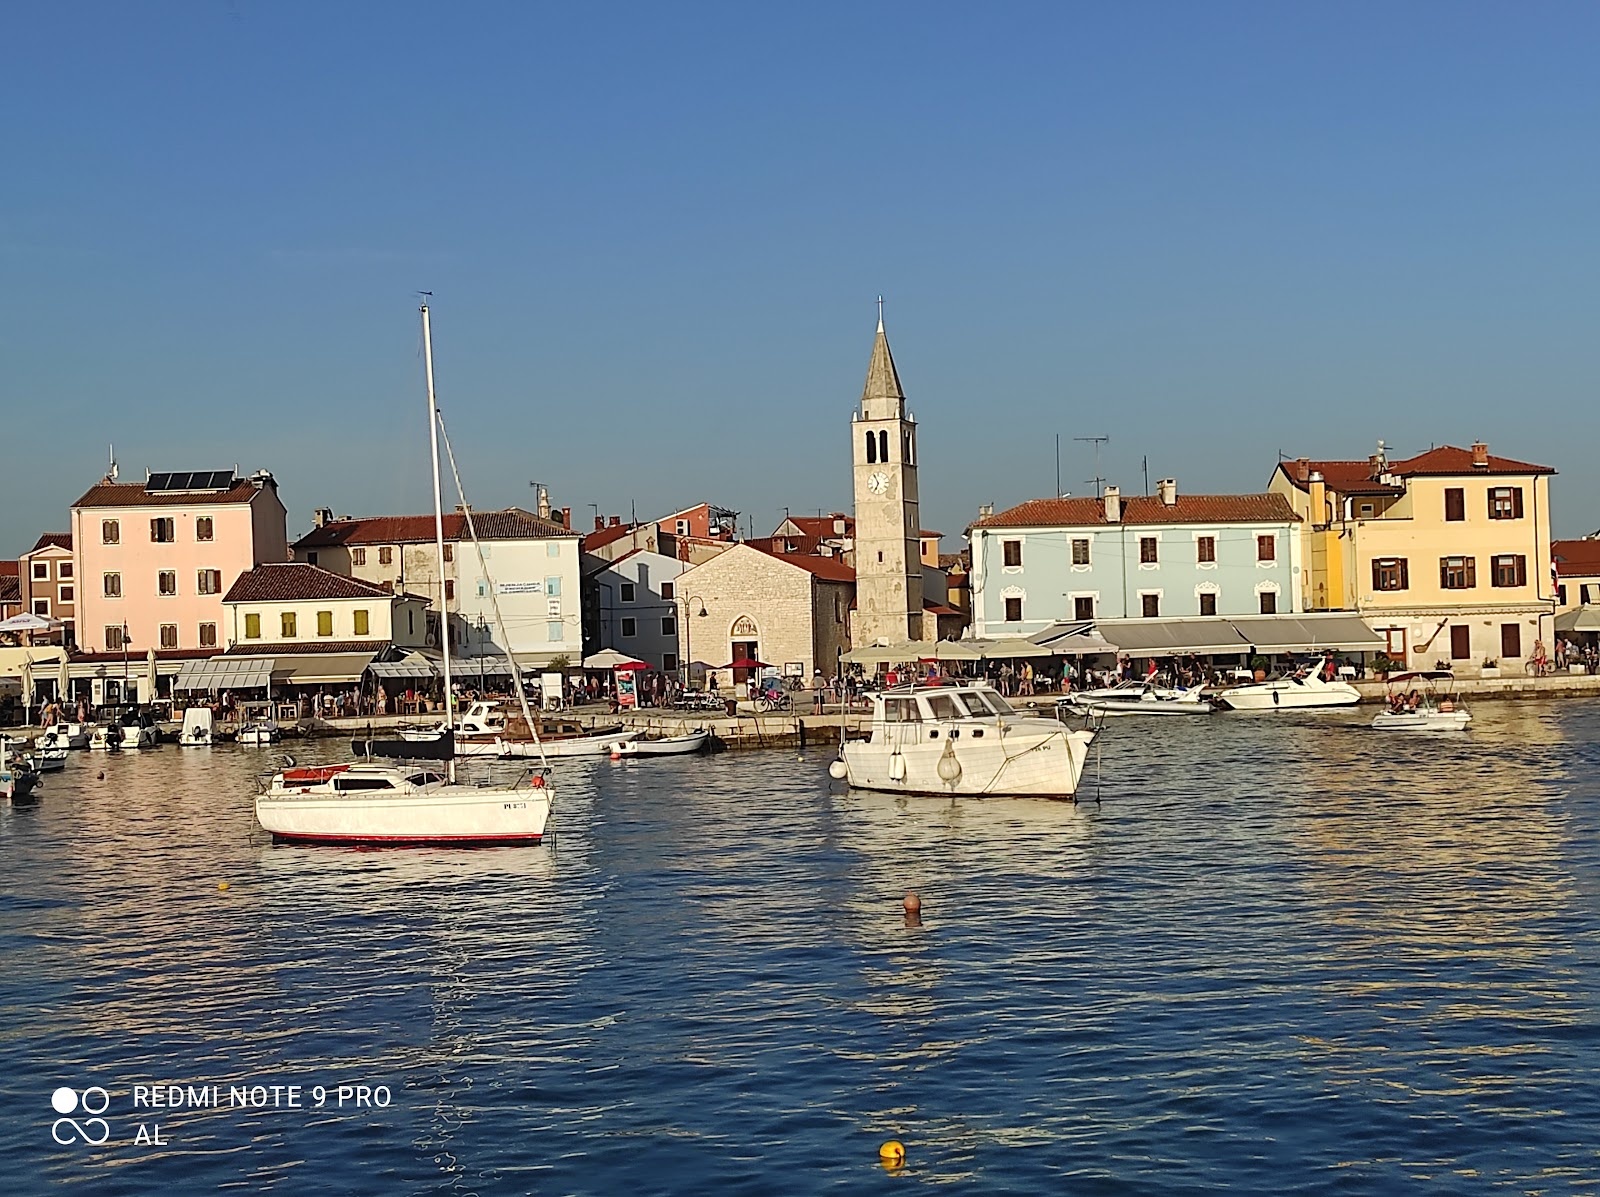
255;760;551;845
2;736;66;773
178;707;215;747
38;721;90;751
1215;659;1361;711
255;301;556;847
237;719;282;746
612;729;711;757
836;681;1096;798
397;701;629;758
1371;671;1472;732
1061;680;1212;717
89;709;160;750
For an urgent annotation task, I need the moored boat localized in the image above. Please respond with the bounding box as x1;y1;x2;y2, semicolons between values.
178;707;215;747
1215;658;1361;711
237;719;282;746
612;729;711;757
1061;680;1212;716
1371;671;1472;732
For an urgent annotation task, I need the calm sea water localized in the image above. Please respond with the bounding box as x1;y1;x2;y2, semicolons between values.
3;702;1598;1195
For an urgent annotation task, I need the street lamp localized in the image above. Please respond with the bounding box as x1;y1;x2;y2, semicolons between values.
679;595;709;689
120;623;130;707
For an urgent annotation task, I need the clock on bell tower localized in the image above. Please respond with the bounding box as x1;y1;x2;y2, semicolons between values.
851;302;924;647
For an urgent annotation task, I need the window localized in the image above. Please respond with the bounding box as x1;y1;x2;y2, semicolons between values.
306;551;319;567
102;520;119;544
105;625;124;651
547;621;564;642
444;580;455;602
1071;538;1090;566
621;617;637;637
546;576;562;597
353;609;370;635
59;563;72;579
200;622;217;648
58;585;74;603
1256;535;1276;563
1371;558;1409;591
1073;596;1094;621
884;697;922;723
1196;536;1216;564
33;599;50;616
317;610;334;637
1259;591;1277;614
281;612;298;638
158;571;177;596
1140;537;1158;564
197;569;222;594
245;613;261;639
1488;487;1524;520
150;517;175;543
1491;555;1527;588
1141;593;1160;618
1440;556;1477;589
1002;540;1022;568
1501;623;1522;659
1004;596;1023;622
620;582;636;602
1450;625;1471;660
32;562;48;581
547;542;561;558
864;430;877;463
661;616;677;636
879;430;889;462
379;546;393;565
1199;591;1217;616
159;624;178;649
662;652;679;672
661;581;675;599
1557;584;1567;605
196;516;214;541
1358;503;1375;518
904;429;915;465
443;543;453;563
1444;488;1465;522
352;547;367;566
103;572;122;598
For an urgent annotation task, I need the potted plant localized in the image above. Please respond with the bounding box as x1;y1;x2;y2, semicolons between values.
1480;657;1499;678
1250;655;1270;682
1371;652;1400;680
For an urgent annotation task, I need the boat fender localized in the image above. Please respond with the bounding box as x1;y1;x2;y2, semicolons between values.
828;759;848;780
888;753;906;781
529;775;546;788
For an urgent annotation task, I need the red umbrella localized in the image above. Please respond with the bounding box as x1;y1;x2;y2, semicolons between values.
723;658;770;670
611;660;651;672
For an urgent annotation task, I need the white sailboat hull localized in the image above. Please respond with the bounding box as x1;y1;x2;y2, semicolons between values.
842;720;1094;797
256;778;551;844
613;730;711;756
457;731;637;758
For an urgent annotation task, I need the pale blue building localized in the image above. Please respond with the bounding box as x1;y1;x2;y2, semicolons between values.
968;483;1304;639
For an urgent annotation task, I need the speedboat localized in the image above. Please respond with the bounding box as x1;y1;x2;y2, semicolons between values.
89;709;161;750
611;729;711;757
1215;659;1361;711
1371;671;1471;732
391;701;632;758
836;681;1096;798
38;721;90;751
255;758;551;846
1061;679;1212;716
178;707;215;747
1;736;67;774
237;719;282;746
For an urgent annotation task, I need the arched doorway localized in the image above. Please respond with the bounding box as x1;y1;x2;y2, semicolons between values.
729;615;760;692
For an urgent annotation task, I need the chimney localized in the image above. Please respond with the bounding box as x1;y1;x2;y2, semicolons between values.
312;506;334;528
537;485;552;520
1157;478;1177;507
560;506;571;530
1308;471;1327;526
833;517;846;535
609;515;621;527
594;515;605;531
1471;441;1489;468
1103;485;1121;522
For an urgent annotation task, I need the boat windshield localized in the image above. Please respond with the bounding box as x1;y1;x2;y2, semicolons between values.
965;689;1017;717
921;692;970;720
883;697;923;723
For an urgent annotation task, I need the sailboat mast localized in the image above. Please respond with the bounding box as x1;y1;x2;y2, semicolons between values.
421;303;455;731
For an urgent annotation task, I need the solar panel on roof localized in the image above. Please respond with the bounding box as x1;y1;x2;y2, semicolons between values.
209;470;236;488
146;472;173;492
144;470;236;493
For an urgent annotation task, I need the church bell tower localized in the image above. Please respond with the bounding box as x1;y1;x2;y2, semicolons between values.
851;302;924;646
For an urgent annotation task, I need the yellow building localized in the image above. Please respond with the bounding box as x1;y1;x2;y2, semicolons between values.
1271;442;1556;674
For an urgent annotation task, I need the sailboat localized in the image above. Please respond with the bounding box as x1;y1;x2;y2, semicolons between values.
254;303;554;846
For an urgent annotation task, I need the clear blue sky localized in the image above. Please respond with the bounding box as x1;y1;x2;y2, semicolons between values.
5;1;1599;556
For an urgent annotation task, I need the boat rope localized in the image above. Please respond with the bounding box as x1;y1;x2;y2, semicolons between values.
435;412;553;776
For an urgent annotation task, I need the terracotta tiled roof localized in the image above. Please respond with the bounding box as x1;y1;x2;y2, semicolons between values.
223;640;392;656
581;523;641;553
974;493;1300;529
782;514;854;539
1276;459;1403;496
29;532;73;552
0;576;19;603
224;563;393;603
753;546;855;582
938;551;971;572
1553;539;1600;577
295;508;571;551
0;561;18;578
1389;445;1555;477
73;480;262;508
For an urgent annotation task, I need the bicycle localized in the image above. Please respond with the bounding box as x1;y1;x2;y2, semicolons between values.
755;692;793;713
1524;657;1555;677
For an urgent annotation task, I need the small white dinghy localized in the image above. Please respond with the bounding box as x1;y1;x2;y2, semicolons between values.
1371;671;1472;732
179;707;215;747
237;719;282;746
611;729;711;757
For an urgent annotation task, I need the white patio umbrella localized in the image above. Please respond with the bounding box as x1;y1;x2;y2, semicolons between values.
57;656;71;705
20;656;35;725
145;646;158;706
0;612;63;634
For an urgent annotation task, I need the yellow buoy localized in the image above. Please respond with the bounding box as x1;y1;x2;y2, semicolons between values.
217;882;230;892
878;1140;905;1167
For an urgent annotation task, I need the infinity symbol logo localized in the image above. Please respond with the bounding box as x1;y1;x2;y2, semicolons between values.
50;1086;111;1145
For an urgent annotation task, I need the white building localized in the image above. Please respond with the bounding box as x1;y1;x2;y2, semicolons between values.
585;549;689;672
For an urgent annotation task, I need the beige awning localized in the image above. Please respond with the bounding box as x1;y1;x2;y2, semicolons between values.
1555;605;1600;634
1228;613;1383;653
840;642;927;664
0;646;67;676
271;652;377;685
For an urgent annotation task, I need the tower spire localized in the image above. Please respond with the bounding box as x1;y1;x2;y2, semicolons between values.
860;300;905;418
876;294;884;332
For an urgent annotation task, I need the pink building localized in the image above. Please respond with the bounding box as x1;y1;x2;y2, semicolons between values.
71;469;290;661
